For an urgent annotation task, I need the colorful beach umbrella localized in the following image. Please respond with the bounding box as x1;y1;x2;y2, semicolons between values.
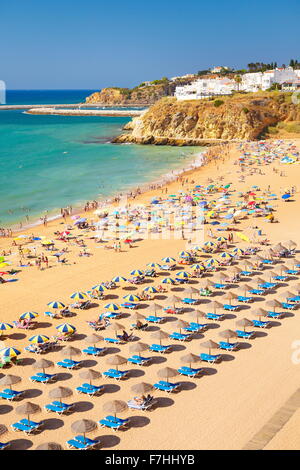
20;312;39;321
91;284;107;293
123;294;140;302
191;264;205;271
47;301;65;310
143;286;158;293
70;292;88;301
111;276;127;283
178;251;191;258
56;323;76;334
218;252;232;259
104;303;120;312
217;236;227;242
162;257;176;264
176;271;191;279
29;335;50;344
130;269;144;276
161;277;176;285
0;322;13;332
146;263;161;269
0;347;21;358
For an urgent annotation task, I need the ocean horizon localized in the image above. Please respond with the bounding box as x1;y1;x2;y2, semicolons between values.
0;90;203;228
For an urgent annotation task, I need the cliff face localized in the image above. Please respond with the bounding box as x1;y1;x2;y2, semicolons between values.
86;83;176;106
113;93;300;145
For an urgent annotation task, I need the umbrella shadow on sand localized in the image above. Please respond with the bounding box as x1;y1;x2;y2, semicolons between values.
103;383;120;394
24;388;43;399
179;381;197;391
221;354;235;362
43;418;64;430
155;397;174;409
105;347;121;355
80;359;98;368
150;356;167;365
202;367;217;376
128;369;145;379
0;404;13;414
9;439;33;450
73;401;94;413
96;434;120;449
128;415;150;428
9;333;26;340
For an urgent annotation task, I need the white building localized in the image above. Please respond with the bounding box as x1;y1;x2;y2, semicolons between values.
241;67;298;92
210;66;229;73
175;77;237;100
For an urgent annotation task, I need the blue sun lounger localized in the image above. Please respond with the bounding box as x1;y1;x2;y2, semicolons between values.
120;302;138;309
99;415;129;430
267;311;284;319
0;442;10;450
0;389;24;401
183;324;202;333
237;295;253;303
177;366;204;377
205;312;225;320
102;368;129;380
145;315;164;323
282;302;296;310
253;319;271;328
12;419;42;434
149;344;172;353
169;332;192;341
127;355;151;366
214;283;227;289
235;329;255;339
272;275;288;281
104;337;124;345
260;282;276;289
240;271;252;276
223;304;239;311
285;269;299;275
153;380;181;393
218;341;239;351
82;346;106;356
67;435;100;449
30;372;57;384
45;401;74;415
182;298;199;305
200;353;222;363
249;289;265;295
56;358;81;369
261;259;273;265
190;322;208;331
288;296;300;303
76;383;104;396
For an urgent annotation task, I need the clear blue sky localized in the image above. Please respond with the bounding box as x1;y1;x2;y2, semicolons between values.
1;0;299;89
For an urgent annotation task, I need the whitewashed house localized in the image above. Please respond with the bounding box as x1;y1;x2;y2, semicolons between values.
175;78;237;100
241;67;298;92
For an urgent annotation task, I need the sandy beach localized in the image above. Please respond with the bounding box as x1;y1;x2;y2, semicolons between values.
1;138;300;450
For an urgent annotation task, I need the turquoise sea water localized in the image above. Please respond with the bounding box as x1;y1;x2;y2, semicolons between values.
0;91;202;227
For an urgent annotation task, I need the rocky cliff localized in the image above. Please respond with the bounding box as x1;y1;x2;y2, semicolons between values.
113;92;300;145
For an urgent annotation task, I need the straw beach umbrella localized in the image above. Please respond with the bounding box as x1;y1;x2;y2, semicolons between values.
71;419;97;444
49;386;73;404
0;374;21;390
279;291;294;301
36;442;63;451
166;295;182;308
107;322;125;338
147;303;163;315
265;299;281;312
200;340;219;355
174;319;189;333
252;308;268;320
208;300;222;314
129;342;149;358
103;400;127;418
180;353;201;369
79;369;101;385
236;318;253;331
189;310;206;322
131;382;153;394
218;329;237;342
106;354;127;371
222;292;237;305
60;345;81;360
33;358;54;375
150;330;169;346
157;367;178;382
16;402;41;423
84;334;103;347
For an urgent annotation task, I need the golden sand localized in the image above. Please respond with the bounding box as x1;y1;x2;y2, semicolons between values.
0;139;300;450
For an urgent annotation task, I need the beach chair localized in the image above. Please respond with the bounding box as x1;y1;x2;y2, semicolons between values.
285;269;299;275
200;353;222;363
237;295;253;303
235;329;255;339
56;358;81;369
11;419;42;435
44;311;60;319
214;283;227;289
145;315;164;324
267;311;285;319
189;322;208;331
281;302;296;310
104;337;124;345
149;344;172;354
99;416;129;431
0;442;10;450
102;368;129;380
205;312;225;321
120;302;138;310
127;355;151;366
272;275;288;281
177;366;204;378
82;346;106;356
153;380;181;393
0;388;24;401
76;383;104;396
169;332;192;341
249;288;266;295
127;398;157;411
252;319;271;328
182;298;199;305
67;436;100;450
288;296;300;303
218;341;239;351
45;401;74;415
30;372;57;384
240;271;252;277
223;304;239;311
